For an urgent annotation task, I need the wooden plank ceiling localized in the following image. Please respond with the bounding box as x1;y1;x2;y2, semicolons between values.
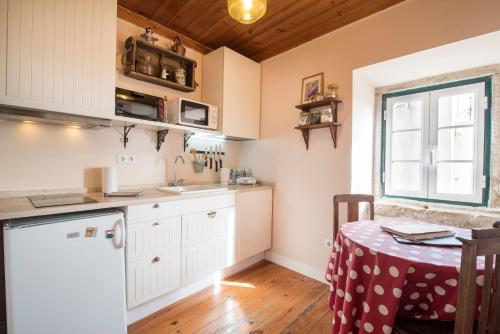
118;0;406;62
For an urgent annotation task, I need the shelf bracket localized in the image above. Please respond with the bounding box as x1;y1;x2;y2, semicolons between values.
299;128;309;150
156;130;169;152
328;125;337;148
122;125;136;149
183;132;194;152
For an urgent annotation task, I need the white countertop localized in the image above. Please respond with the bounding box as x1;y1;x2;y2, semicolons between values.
0;184;273;221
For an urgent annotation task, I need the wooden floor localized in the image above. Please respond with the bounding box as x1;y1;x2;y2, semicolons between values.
128;261;332;334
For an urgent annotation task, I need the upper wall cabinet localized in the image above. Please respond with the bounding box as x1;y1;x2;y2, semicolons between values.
202;47;261;140
0;0;116;118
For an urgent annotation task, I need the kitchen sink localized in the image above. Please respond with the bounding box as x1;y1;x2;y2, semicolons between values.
157;184;228;195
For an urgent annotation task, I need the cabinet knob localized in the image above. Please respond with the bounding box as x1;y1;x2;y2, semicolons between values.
152;222;160;227
153;203;160;209
207;211;217;218
152;256;161;263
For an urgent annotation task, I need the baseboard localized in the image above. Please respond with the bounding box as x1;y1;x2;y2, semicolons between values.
127;252;266;325
264;251;327;284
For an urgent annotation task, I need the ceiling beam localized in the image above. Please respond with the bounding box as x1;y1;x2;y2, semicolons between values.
117;5;212;55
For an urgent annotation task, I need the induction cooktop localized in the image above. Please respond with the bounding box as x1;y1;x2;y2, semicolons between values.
28;193;97;208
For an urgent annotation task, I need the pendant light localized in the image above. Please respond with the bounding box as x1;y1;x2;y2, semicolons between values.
227;0;267;24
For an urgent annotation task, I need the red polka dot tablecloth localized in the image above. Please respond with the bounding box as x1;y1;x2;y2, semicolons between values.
325;220;485;334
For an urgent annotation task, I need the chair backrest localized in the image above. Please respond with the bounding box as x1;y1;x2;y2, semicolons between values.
333;194;374;239
455;221;500;334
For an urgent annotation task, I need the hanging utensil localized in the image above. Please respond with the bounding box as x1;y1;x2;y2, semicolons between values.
190;148;197;161
204;146;208;166
209;146;213;169
218;144;223;169
215;144;219;172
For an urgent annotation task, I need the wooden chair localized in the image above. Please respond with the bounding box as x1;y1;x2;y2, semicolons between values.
333;194;374;239
394;222;500;334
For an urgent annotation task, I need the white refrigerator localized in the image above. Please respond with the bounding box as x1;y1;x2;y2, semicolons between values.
3;209;127;334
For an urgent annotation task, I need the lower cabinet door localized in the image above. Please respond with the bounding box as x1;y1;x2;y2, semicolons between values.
236;189;273;261
126;250;181;308
181;237;234;285
126;216;181;262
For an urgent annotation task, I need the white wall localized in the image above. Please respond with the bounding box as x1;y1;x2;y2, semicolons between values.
240;0;500;274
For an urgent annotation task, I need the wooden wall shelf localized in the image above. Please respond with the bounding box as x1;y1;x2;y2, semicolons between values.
294;123;341;150
294;97;342;150
123;37;197;92
295;97;342;111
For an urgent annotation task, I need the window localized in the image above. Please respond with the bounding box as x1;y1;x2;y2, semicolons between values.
381;77;491;206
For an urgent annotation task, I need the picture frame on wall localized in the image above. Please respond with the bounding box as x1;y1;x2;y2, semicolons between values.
301;72;324;104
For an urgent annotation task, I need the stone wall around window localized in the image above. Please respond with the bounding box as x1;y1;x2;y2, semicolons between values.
373;64;500;228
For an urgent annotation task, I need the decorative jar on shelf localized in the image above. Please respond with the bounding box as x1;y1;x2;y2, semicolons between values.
310;110;321;124
175;67;186;85
320;108;334;123
326;84;338;99
298;112;312;126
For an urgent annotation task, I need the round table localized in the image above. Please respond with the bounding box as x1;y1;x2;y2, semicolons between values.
325;220;485;334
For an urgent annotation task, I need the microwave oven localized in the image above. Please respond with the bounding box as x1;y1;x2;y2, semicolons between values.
115;88;164;121
166;98;218;130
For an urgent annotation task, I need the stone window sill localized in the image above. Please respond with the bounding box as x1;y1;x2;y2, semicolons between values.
375;197;500;229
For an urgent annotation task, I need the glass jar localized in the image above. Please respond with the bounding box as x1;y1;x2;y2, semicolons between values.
175;67;186;85
310;110;321;124
326;84;338;99
320;108;333;123
298;112;312;126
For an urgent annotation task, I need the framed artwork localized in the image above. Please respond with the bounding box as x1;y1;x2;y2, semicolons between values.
301;73;324;104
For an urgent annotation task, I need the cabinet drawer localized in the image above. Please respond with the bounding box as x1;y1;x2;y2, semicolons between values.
127;217;181;262
182;207;235;247
126;250;181;309
181;194;235;215
127;200;181;223
181;237;234;285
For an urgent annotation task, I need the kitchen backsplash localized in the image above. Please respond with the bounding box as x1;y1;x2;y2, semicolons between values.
0;121;240;196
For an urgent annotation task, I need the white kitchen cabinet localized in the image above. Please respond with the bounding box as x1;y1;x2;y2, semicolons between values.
0;0;116;118
126;250;181;308
180;196;236;285
126;202;183;309
124;191;273;307
182;207;234;247
202;47;261;139
127;200;182;224
126;217;181;262
181;236;232;285
236;189;273;262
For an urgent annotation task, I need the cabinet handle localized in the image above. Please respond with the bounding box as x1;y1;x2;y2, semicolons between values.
207;211;217;218
153;203;160;209
152;222;160;227
152;256;161;263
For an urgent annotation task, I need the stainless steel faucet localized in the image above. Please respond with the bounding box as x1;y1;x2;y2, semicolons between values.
173;155;185;186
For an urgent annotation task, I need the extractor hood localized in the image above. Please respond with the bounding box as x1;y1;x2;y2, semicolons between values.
0;105;111;129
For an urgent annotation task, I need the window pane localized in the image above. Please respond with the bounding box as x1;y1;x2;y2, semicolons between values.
392;130;421;160
438;92;475;127
436;162;473;195
391;162;421;191
392;101;422;130
437;127;474;161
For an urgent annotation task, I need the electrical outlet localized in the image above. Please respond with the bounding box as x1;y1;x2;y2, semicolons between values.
116;154;127;164
324;239;334;248
116;154;136;164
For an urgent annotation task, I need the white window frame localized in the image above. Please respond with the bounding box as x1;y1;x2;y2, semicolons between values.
383;81;487;205
385;93;430;198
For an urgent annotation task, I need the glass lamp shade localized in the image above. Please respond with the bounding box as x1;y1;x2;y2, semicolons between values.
227;0;267;24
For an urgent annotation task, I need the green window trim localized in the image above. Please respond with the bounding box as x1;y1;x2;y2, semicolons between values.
380;76;492;207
